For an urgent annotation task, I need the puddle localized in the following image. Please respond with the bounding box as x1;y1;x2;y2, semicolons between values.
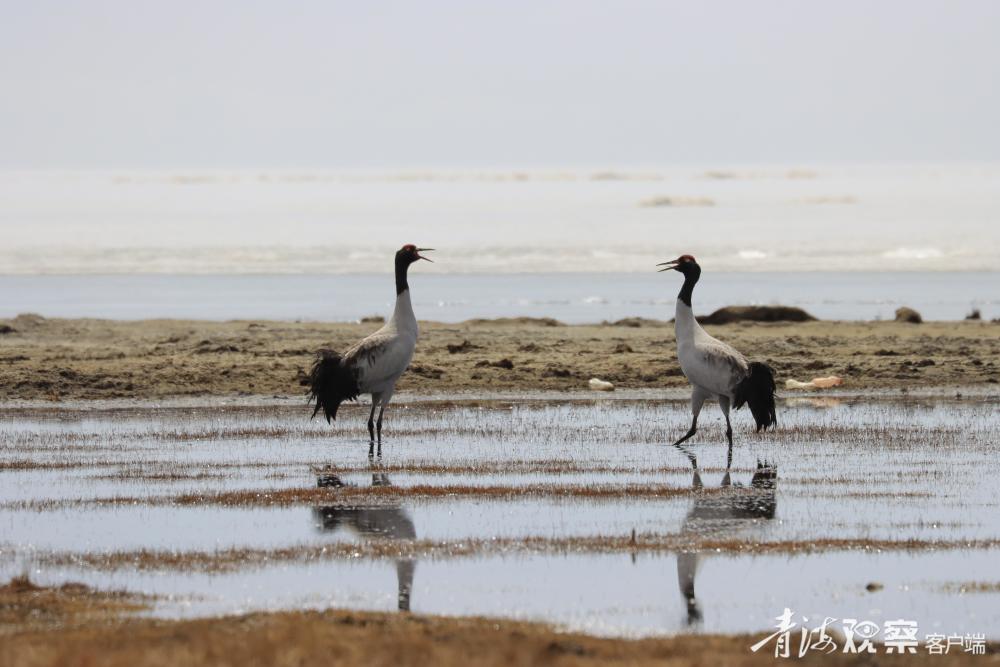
2;396;999;638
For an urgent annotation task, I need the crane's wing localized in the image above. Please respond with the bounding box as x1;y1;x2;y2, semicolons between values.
344;331;395;373
691;335;750;394
703;338;749;373
343;329;415;388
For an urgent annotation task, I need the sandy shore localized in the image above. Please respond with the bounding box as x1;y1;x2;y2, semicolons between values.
2;578;994;667
1;314;998;400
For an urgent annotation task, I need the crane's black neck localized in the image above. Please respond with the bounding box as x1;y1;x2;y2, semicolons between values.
677;264;701;307
395;254;411;295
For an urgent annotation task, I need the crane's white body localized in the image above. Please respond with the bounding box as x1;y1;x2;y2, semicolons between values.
345;289;418;404
672;296;753;469
674;299;749;401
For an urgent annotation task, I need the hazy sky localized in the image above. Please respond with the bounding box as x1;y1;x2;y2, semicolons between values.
2;0;998;168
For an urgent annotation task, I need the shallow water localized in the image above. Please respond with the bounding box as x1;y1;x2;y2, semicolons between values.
1;396;999;638
2;271;999;322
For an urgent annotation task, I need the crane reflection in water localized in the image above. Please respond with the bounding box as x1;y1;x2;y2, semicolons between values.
675;459;778;626
313;469;417;612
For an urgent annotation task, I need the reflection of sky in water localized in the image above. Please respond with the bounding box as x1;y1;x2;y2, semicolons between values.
2;397;999;637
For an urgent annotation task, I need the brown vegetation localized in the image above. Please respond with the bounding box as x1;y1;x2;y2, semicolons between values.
39;536;1000;574
1;316;999;400
7;483;723;511
1;578;994;667
941;581;1000;594
0;575;148;634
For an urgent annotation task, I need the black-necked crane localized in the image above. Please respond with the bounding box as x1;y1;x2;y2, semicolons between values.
308;244;433;455
657;254;776;467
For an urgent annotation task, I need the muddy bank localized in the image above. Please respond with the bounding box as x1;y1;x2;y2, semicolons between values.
1;315;998;400
0;575;148;635
1;579;994;667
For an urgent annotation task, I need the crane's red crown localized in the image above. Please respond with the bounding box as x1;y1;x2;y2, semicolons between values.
678;254;697;263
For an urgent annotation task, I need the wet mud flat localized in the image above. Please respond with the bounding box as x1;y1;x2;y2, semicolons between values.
3;315;1000;401
2;394;1000;640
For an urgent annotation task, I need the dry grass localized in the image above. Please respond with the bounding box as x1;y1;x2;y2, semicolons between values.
941;581;1000;594
6;483;726;511
174;483;719;506
0;455;743;476
0;575;148;635
89;470;227;482
39;535;1000;574
0;577;995;667
311;461;738;476
0;460;86;471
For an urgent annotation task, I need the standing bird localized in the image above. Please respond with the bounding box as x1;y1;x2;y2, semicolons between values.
657;255;776;467
309;244;433;455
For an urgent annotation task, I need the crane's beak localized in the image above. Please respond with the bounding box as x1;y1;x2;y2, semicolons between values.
416;248;435;262
657;259;679;272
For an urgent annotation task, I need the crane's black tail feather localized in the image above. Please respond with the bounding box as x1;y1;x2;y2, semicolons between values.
733;361;777;432
308;349;360;423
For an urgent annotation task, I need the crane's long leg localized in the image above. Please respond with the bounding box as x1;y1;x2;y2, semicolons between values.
672;387;708;447
375;389;394;457
367;392;383;457
719;395;734;470
672;387;708;468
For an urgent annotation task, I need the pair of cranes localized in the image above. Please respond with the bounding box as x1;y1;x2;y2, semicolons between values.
308;244;776;459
